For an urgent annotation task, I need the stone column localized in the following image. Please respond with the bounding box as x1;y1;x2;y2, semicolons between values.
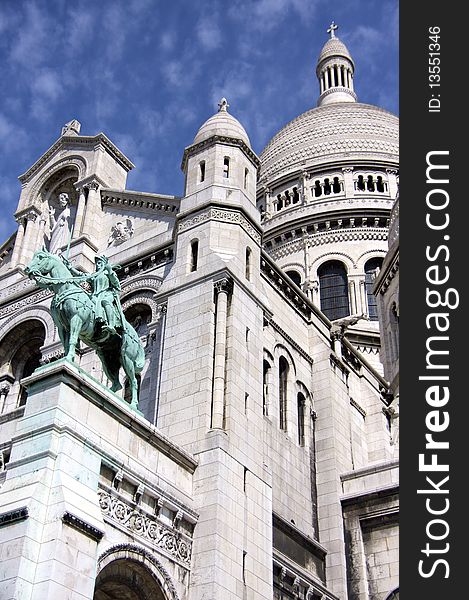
81;181;101;242
324;68;329;90
265;187;273;217
359;279;367;315
387;169;399;199
330;66;336;87
211;278;231;429
73;187;87;239
10;218;25;268
342;167;355;197
349;280;357;314
301;171;309;203
18;210;41;266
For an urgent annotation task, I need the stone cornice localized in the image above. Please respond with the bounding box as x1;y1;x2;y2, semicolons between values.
101;188;180;215
18;133;135;184
269;319;314;365
181;134;260;172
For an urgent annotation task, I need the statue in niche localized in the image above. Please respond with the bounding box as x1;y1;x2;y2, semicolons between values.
24;250;145;409
48;192;72;255
107;218;134;246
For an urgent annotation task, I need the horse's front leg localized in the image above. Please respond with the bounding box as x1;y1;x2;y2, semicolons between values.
65;314;82;362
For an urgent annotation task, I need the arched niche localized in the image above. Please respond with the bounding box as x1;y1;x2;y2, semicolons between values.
0;319;46;411
38;165;81;253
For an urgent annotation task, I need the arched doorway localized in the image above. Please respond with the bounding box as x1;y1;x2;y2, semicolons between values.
94;558;166;600
94;545;180;600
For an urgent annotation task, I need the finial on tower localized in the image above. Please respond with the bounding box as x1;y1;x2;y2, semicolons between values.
327;21;338;39
61;119;81;136
218;98;229;112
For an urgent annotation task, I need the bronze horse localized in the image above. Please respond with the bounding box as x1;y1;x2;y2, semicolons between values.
25;250;144;409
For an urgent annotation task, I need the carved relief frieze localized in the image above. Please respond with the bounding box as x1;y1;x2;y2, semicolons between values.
98;489;192;567
178;208;261;243
268;228;388;261
0;289;51;319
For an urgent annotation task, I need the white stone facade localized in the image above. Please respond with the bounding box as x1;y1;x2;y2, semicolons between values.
0;29;398;600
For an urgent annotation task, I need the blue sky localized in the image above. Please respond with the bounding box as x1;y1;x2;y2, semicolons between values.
0;0;398;242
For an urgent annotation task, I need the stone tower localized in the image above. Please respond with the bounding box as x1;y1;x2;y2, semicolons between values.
156;98;273;598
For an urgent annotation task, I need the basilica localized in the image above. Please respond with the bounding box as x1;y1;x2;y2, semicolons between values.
0;25;399;600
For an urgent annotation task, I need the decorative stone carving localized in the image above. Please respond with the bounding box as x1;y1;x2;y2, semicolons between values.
178;207;261;243
107;219;134;247
98;489;192;565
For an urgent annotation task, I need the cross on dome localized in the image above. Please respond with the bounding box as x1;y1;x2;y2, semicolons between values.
218;98;229;112
327;21;338;39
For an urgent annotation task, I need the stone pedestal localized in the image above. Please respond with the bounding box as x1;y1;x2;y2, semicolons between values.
0;361;114;600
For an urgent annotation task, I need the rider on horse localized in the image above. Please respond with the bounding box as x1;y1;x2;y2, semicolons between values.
63;255;123;336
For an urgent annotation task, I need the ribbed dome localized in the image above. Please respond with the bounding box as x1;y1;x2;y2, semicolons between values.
259;103;398;184
317;36;353;66
193;99;250;147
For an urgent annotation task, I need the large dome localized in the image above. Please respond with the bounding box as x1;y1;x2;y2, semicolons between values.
259;102;398;185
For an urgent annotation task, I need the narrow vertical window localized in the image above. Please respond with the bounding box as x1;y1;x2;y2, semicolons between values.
297;393;306;446
365;257;383;320
190;240;199;272
279;357;288;431
244;168;249;189
263;360;271;416
245;247;252;280
199;160;205;182
223;157;230;178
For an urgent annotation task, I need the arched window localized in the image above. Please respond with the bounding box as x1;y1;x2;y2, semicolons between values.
357;175;365;191
297;392;306;446
365;257;383;320
190;240;199;272
263;359;271;416
245;247;252;280
244;168;249;189
285;270;301;288
318;261;350;320
199;160;206;183
332;177;341;193
223;157;230;178
279;357;288;431
367;175;375;192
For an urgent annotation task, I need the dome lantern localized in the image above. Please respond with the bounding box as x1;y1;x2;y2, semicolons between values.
316;22;357;107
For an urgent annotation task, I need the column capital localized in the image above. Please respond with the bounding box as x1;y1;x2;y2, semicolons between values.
214;277;233;295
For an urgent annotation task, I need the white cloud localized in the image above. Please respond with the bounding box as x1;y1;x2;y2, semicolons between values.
9;2;57;69
228;0;316;32
32;69;62;101
66;7;96;56
196;17;222;50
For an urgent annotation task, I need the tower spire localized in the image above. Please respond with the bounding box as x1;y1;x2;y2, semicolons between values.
316;24;357;106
